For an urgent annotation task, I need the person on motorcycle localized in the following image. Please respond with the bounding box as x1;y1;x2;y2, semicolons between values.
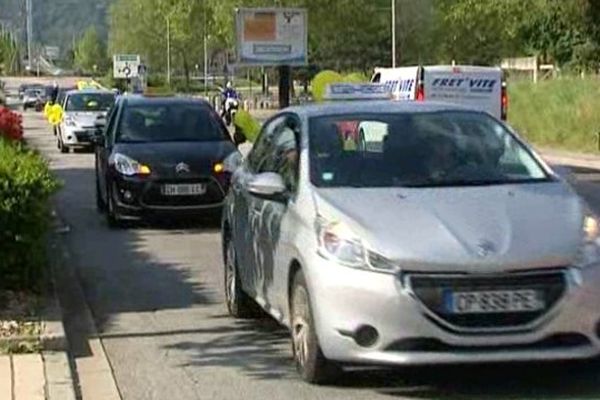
221;81;240;124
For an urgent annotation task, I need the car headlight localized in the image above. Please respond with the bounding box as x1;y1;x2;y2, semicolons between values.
110;153;151;176
316;217;396;272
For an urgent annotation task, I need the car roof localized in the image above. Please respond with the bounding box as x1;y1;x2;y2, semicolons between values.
285;100;481;119
65;89;114;96
121;95;211;107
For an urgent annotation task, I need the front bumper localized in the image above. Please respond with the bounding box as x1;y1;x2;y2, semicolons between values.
62;126;96;147
110;173;229;219
306;254;600;366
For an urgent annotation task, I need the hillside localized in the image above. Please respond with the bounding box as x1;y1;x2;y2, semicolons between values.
0;0;112;58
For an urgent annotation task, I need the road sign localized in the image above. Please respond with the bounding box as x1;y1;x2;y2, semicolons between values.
113;54;141;79
235;8;308;66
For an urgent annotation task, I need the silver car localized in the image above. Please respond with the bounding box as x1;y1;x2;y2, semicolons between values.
56;89;115;153
222;100;600;384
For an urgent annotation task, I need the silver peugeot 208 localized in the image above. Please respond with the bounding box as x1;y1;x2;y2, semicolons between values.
222;97;600;384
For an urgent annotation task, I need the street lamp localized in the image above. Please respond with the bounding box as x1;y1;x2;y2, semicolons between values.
391;0;396;68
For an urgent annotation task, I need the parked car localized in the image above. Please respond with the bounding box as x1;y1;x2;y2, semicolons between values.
93;95;237;227
18;83;43;100
56;89;116;153
22;88;44;111
221;84;600;384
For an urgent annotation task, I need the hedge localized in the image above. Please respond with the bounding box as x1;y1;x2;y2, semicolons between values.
0;138;59;290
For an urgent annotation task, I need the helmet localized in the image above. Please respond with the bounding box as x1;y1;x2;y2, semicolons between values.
226;81;233;89
53;81;58;87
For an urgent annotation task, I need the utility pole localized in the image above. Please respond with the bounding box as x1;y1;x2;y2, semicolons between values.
26;0;33;71
203;5;208;97
166;16;171;86
391;0;396;68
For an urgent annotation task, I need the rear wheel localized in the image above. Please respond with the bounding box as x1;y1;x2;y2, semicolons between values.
58;135;68;153
290;270;340;384
224;238;260;318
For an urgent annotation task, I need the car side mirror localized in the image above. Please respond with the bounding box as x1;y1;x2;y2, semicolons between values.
248;172;288;201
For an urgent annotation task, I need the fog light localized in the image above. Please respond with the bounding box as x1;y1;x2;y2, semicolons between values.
67;135;73;140
122;190;134;202
354;325;379;348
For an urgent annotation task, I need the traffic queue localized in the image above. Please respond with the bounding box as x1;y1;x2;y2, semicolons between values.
40;67;600;384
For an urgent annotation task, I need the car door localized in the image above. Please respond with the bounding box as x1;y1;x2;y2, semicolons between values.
96;101;120;203
231;114;288;298
251;115;301;310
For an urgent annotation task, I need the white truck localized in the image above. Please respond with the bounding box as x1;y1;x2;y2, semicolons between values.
371;65;507;120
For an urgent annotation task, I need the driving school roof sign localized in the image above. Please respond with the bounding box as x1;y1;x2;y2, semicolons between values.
113;54;141;79
235;8;308;66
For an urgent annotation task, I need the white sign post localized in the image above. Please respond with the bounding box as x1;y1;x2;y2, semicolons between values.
235;8;308;66
113;54;141;79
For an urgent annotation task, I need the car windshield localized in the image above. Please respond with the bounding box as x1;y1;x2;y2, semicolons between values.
309;111;549;188
24;89;41;96
116;103;228;143
65;93;115;112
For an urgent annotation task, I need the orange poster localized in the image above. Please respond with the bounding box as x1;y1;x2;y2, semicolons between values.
244;12;276;41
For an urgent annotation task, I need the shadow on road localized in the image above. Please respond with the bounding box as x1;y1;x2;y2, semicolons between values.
52;166;220;345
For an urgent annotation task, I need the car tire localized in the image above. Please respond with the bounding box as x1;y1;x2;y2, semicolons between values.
224;238;260;318
96;175;106;213
290;270;341;384
106;186;124;229
57;136;69;153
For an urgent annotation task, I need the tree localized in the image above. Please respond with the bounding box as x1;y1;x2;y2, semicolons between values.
0;28;20;75
75;27;108;74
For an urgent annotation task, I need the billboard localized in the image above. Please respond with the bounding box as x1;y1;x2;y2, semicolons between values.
235;8;308;66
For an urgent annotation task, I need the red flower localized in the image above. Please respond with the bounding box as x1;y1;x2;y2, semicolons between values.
0;107;24;141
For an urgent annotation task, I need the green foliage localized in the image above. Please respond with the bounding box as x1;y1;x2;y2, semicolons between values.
75;27;108;74
508;77;600;152
343;72;369;83
233;110;261;143
0;140;59;290
0;28;20;75
311;70;344;102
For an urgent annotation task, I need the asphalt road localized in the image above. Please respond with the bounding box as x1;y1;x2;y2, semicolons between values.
13;90;600;400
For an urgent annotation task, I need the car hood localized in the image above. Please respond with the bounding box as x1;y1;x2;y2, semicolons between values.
314;182;584;273
65;111;107;128
113;140;236;178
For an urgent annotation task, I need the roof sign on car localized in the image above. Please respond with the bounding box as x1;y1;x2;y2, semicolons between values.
324;83;392;101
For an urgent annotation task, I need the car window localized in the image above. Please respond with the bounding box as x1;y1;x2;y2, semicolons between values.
259;118;301;192
247;115;288;173
65;93;115;112
115;103;228;143
309;111;548;188
104;102;120;143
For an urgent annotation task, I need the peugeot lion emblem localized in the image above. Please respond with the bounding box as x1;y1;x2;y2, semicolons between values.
476;240;496;257
175;162;190;174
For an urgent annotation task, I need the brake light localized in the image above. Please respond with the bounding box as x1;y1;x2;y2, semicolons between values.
416;82;425;101
501;82;508;120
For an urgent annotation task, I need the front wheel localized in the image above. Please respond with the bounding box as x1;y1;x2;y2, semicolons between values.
224;239;260;318
106;186;124;229
95;174;106;213
290;270;340;384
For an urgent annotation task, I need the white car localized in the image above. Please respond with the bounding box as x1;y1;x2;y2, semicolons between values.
56;89;115;153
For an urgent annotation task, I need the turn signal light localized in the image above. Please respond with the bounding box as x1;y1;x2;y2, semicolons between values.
213;162;224;173
139;165;151;175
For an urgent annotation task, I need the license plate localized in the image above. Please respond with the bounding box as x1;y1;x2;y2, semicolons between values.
445;289;544;314
161;184;206;196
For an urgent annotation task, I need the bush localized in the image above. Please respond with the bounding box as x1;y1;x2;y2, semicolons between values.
233;110;261;143
508;77;600;152
311;70;344;102
0;107;23;141
0;139;59;290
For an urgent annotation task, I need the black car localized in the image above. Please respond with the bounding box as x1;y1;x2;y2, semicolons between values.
93;95;238;227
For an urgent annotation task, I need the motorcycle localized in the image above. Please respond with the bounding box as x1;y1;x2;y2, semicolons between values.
223;96;239;126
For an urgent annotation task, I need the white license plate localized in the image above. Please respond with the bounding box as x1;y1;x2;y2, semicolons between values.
161;184;206;196
445;289;544;314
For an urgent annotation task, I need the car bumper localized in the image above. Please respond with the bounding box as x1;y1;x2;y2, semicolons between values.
110;174;228;219
305;254;600;366
62;127;96;146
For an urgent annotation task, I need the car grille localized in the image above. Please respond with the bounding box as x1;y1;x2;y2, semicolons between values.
74;130;95;142
408;271;567;331
141;177;225;208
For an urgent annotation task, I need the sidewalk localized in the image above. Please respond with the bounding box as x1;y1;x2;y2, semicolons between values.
539;147;600;170
0;352;76;400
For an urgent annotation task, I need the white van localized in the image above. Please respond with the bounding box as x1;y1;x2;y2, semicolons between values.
371;65;507;120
